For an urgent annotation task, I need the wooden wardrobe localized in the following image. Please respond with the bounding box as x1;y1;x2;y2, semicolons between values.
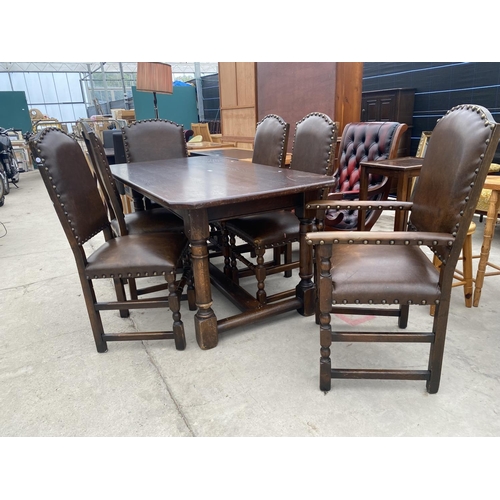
218;62;363;152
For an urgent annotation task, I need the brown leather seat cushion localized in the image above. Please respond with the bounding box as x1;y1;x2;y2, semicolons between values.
225;211;300;248
331;245;441;305
85;232;188;278
110;208;184;235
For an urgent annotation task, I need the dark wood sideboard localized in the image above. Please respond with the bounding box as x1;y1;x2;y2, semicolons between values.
361;88;415;157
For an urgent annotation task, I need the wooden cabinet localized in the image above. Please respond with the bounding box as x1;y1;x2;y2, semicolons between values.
218;62;363;153
218;62;257;149
361;88;415;157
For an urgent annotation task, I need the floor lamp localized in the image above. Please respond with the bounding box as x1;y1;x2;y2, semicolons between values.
136;62;173;119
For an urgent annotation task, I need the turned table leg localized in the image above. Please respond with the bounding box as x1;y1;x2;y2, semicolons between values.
188;209;219;349
296;213;316;316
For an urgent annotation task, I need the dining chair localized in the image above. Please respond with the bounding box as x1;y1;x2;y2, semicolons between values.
81;123;195;308
122;119;188;211
224;112;337;305
317;121;407;231
217;114;290;278
306;104;500;393
81;122;185;238
29;127;190;352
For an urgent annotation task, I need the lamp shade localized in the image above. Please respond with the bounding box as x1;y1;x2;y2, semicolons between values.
136;62;173;94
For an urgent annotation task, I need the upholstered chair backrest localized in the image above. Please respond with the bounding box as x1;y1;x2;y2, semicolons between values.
252;114;289;168
290;112;337;175
30;128;109;247
335;121;406;193
81;124;127;235
410;104;500;262
122;119;187;163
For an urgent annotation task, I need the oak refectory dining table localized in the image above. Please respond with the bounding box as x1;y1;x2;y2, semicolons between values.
111;156;335;350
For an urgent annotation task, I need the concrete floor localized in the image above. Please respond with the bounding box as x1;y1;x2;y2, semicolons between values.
1;170;499;438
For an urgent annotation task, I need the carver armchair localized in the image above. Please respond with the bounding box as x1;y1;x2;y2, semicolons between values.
306;105;500;393
30;127;190;352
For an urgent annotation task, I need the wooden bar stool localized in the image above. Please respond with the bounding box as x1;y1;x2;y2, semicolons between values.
473;176;500;306
430;221;476;315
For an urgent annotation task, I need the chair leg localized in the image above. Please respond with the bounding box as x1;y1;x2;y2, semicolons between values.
113;278;129;318
284;243;293;278
229;233;239;284
320;321;332;392
398;304;409;328
273;246;282;270
255;247;267;304
184;264;197;311
178;255;197;311
426;299;450;394
128;277;138;301
80;277;108;353
221;223;232;279
166;272;186;350
187;281;197;311
314;247;321;325
318;243;333;391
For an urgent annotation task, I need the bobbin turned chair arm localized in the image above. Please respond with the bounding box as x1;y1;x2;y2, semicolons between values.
305;230;455;247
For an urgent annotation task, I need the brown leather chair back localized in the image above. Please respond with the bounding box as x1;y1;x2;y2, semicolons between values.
251;114;289;168
122;119;187;163
410;104;500;262
81;123;128;236
30;127;110;247
336;121;407;193
290;112;337;175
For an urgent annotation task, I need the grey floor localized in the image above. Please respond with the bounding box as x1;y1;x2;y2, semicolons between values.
1;170;499;438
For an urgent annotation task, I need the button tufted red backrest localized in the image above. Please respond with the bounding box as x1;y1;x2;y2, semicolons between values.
335;121;405;193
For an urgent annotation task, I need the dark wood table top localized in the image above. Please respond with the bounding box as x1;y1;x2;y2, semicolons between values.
110;156;335;211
